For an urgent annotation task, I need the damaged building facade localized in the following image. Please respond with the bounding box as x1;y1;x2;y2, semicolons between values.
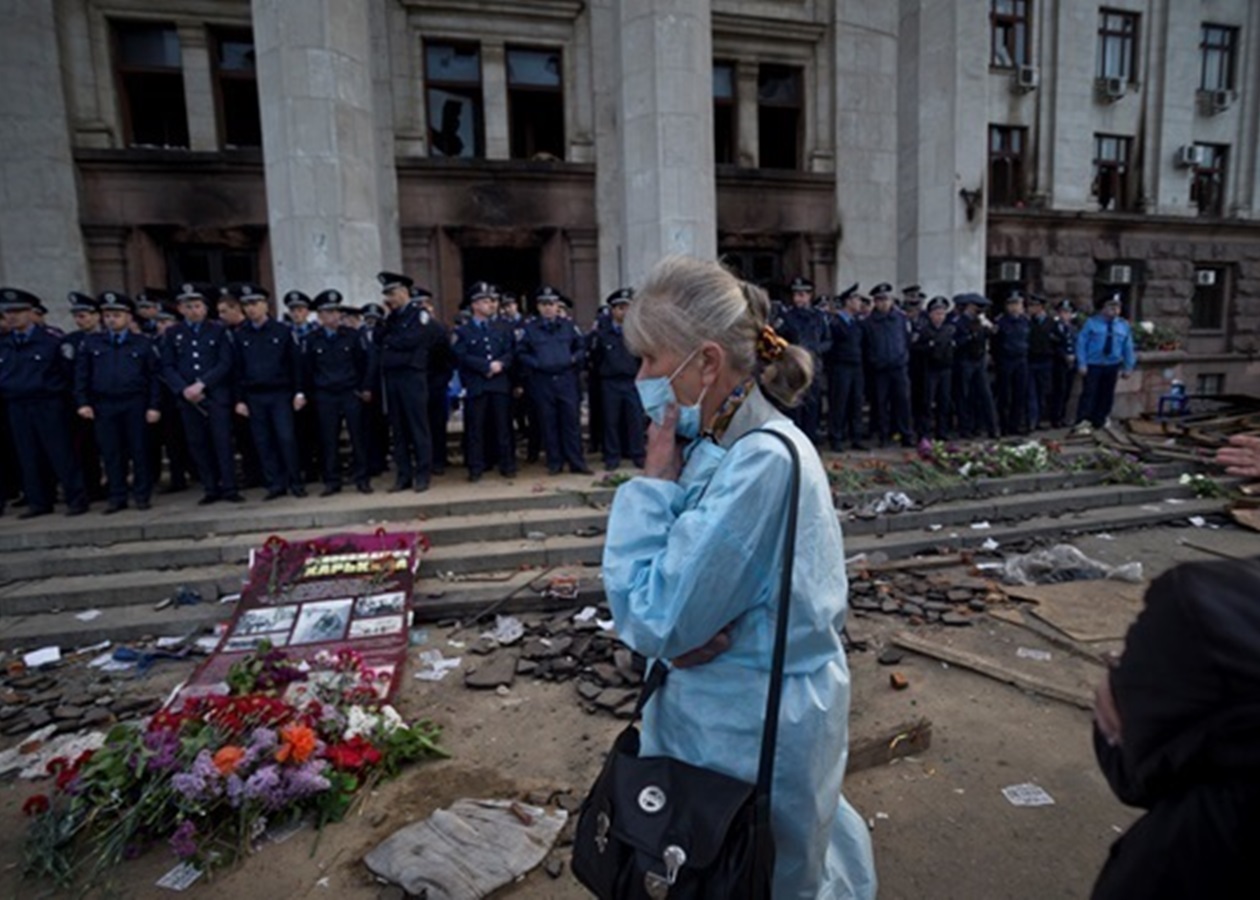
1;0;1258;394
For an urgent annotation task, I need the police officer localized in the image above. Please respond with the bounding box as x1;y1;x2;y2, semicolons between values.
827;284;867;451
952;293;999;440
993;291;1031;435
413;286;453;476
376;271;442;492
453;281;516;481
497;292;535;462
588;288;645;470
1049;300;1079;428
161;283;243;504
902;286;930;436
918;297;956;439
1073;294;1136;434
284;291;321;484
134;289;165;336
302;289;374;495
777;276;831;444
0;287;89;517
518;286;591;475
74;292;162;513
66;291;106;500
357;302;388;477
862;283;915;447
1026;294;1059;430
233;283;306;500
285;291;316;339
150;300;192;493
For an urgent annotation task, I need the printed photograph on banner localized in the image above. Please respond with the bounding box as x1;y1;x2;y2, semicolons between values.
355;592;407;617
290;599;354;645
223;633;290;654
232;604;299;636
348;615;406;639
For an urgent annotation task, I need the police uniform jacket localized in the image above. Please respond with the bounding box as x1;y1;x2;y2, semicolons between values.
160;320;234;397
779;306;832;359
63;329;98;356
589;321;640;380
518;318;586;378
302;326;374;393
827;312;864;367
0;326;75;400
1028;314;1061;361
861;308;911;370
75;331;161;408
453;318;515;397
917;321;956;370
992;314;1031;362
234;319;301;393
954;316;991;361
377;301;440;374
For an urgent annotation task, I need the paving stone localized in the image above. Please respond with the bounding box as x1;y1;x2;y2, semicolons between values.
942;612;974;626
551;656;578;677
589;662;624;686
468;636;498;656
576;681;603;701
28;689;63;706
521;636;573;660
877;648;904;666
464;652;519;689
902;602;924;617
516;659;538;675
81;707;113;727
594;688;638;712
968;599;988;613
26;708;51;729
924;601;951;613
880;600;900;614
52;705;84;721
946;589;973;603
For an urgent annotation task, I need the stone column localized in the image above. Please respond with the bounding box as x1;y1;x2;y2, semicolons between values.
589;0;625;297
481;42;511;160
617;0;716;285
179;24;219;152
735;59;759;169
252;0;397;298
0;0;89;321
895;0;988;296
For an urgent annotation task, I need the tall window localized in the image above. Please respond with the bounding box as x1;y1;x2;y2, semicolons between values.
988;126;1027;207
757;65;802;171
1191;144;1228;217
213;29;261;149
425;42;483;159
1097;10;1139;82
1191;267;1226;331
113;21;188;148
1200;25;1239;91
713;63;736;165
719;248;783;292
990;0;1031;68
1093;134;1133;211
507;47;564;160
167;245;258;288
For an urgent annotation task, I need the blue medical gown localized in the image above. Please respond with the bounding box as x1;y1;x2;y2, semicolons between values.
603;407;877;899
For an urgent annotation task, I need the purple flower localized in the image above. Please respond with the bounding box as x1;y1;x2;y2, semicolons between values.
248;728;278;752
170;820;199;859
143;730;180;771
226;774;245;807
191;750;218;781
171;772;207;801
282;761;331;803
244;765;284;809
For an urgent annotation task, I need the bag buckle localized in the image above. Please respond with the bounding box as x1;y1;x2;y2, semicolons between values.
643;844;687;897
595;811;610;854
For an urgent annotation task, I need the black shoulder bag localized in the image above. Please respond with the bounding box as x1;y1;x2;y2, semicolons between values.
572;429;801;899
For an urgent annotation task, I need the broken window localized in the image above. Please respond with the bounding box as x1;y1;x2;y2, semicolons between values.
507;47;564;160
113;21;189;148
167;244;259;290
426;42;484;159
757;65;802;171
213;29;261;148
713;63;737;165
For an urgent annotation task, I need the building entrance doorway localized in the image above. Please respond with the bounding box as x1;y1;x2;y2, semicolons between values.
460;247;542;302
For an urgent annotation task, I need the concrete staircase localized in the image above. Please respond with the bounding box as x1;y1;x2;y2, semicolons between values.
0;457;1225;651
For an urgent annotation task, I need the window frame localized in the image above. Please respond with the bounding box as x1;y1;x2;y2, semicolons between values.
111;19;190;149
1190;143;1228;217
1092;133;1134;212
1200;24;1239;92
756;63;804;172
988;124;1028;208
210;27;261;150
1190;266;1227;333
713;61;738;166
990;0;1032;69
424;40;486;159
505;45;565;161
1097;9;1140;83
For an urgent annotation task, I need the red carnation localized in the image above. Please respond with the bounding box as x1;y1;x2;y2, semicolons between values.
22;794;50;816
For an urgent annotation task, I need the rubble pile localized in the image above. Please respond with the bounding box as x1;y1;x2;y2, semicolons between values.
0;669;162;738
848;570;1005;628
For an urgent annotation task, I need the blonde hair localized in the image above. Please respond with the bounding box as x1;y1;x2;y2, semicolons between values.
623;256;813;407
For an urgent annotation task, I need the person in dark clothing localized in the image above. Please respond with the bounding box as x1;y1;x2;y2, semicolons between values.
992;291;1031;435
1091;557;1260;900
902;285;929;437
777;275;831;444
826;284;867;451
916;296;955;439
413;287;453;476
588;288;645;470
862;283;914;447
453;281;516;482
1025;294;1059;429
1049;300;1079;428
65;291;106;501
952;293;999;440
518;285;592;475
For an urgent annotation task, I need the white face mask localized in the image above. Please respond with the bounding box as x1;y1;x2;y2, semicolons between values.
635;347;707;440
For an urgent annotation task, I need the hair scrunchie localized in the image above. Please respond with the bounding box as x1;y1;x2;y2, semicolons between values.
757;323;789;362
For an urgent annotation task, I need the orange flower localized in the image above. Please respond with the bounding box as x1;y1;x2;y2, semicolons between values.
275;724;317;764
212;745;246;776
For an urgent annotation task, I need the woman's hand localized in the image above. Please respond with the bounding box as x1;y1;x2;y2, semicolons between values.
643;403;683;481
1216;434;1260;478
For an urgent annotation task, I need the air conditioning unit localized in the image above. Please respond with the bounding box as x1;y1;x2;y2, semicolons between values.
1097;76;1126;101
1211;89;1233;113
998;261;1023;282
1106;264;1133;285
1014;65;1040;92
1175;144;1205;168
1196;269;1217;286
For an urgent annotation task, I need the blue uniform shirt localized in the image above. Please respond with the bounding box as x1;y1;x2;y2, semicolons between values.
377;301;441;374
993;313;1031;362
1077;314;1136;371
828;311;864;367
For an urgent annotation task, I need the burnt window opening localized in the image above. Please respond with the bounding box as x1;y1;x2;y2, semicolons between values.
713;63;737;165
991;0;1031;68
213;28;261;149
113;21;189;148
988;125;1028;207
507;47;564;160
757;65;802;171
425;42;484;159
1191;144;1228;217
720;248;784;295
1092;134;1134;211
167;245;259;293
1098;9;1139;82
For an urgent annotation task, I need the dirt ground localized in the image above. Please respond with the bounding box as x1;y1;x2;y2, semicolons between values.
0;522;1254;899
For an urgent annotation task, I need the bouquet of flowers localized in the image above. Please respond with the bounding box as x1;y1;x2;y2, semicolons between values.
23;642;445;888
1179;471;1225;498
918;438;1063;479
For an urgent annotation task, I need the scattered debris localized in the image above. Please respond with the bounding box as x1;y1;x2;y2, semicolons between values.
889;672;910;691
1001;783;1056;807
1016;647;1052;662
1000;544;1142;586
414;650;462;682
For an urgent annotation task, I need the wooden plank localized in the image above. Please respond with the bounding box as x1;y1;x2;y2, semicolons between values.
1002;580;1145;643
891;631;1094;710
846;718;933;774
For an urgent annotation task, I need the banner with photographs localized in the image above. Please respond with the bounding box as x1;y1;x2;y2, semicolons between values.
178;531;428;702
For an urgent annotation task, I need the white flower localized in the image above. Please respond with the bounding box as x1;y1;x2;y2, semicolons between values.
1140;321;1155;334
344;706;381;740
959;461;974;478
1179;473;1192;485
379;705;406;734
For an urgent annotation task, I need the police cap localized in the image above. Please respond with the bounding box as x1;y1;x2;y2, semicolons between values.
534;285;562;305
284;290;312;309
68;291;99;313
313;289;344;311
871;282;893;297
902;284;922;296
606;287;633;307
902;293;923;306
464;281;496;307
836;283;860;302
953;292;990;309
361;302;386;320
409;285;434;301
176;282;211;302
136;287;168;309
156;301;181;322
789;276;814;294
926;296;951;313
1026;293;1046;307
1006;290;1025;305
377;271;413;293
235;283;270;303
97;291;135;314
1056;299;1075;313
0;287;39;312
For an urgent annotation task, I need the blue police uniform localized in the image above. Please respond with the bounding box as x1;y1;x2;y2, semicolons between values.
993;310;1031;435
286;298;322;484
234;317;305;498
518;313;590;474
588;315;645;469
778;303;831;444
74;328;162;510
861;307;915;446
65;294;106;500
160;317;240;502
302;322;375;494
1075;310;1136;429
952;302;999;439
826;306;866;451
377;299;442;491
0;310;88;516
454;316;516;479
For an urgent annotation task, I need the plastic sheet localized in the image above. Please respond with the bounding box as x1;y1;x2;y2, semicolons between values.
1000;544;1143;586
